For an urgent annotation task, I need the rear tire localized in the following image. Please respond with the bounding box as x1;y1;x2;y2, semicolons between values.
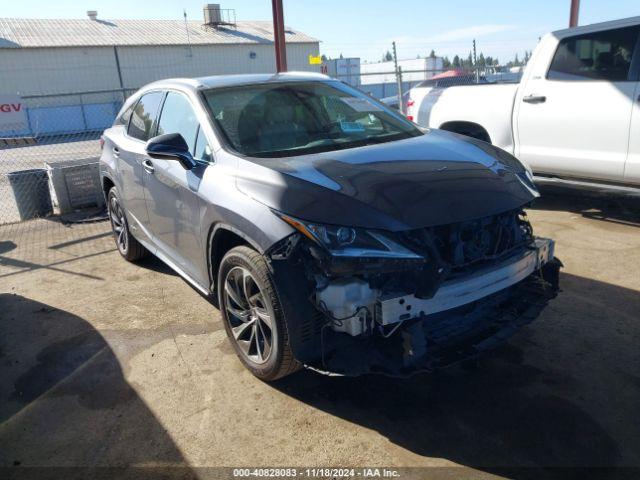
107;187;148;262
218;246;300;381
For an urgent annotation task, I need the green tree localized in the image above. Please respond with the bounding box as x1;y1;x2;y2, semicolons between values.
429;49;436;58
452;55;461;68
464;52;473;68
383;50;393;62
442;56;452;68
478;52;486;68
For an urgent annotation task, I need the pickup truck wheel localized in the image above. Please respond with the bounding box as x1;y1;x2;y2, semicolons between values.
107;187;148;262
218;246;300;381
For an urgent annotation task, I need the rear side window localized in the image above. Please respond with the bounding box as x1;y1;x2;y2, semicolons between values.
548;26;639;81
128;91;164;141
156;92;200;153
115;103;134;127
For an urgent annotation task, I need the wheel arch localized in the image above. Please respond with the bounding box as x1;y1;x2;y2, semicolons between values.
439;121;492;143
207;223;263;292
102;175;115;200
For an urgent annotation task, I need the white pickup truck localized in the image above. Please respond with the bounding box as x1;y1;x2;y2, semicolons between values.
408;16;640;190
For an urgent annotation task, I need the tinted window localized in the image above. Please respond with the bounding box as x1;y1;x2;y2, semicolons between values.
128;92;164;141
548;26;639;81
203;81;421;158
194;127;213;162
157;92;199;153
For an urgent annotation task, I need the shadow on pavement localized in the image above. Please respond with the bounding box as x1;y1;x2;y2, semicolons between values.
0;294;196;479
532;186;640;228
272;272;640;479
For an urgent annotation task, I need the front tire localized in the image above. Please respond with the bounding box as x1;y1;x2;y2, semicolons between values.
107;187;148;262
218;246;299;381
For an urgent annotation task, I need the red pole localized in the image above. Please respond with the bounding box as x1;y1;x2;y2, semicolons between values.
569;0;580;27
272;0;288;72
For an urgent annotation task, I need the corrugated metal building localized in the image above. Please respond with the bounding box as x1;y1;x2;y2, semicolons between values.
0;14;320;94
0;9;320;135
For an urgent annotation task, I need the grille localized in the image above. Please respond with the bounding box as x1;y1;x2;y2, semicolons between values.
401;209;533;274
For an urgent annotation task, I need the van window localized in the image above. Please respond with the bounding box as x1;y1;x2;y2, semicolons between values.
548;26;639;81
128;91;164;141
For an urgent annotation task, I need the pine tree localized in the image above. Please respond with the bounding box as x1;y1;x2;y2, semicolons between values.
452;55;461;68
478;52;486;68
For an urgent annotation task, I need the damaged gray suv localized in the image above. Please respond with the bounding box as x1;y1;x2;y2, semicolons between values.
100;72;561;380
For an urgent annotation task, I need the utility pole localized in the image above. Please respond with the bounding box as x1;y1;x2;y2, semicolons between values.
272;0;288;72
392;41;404;114
569;0;580;27
473;39;479;83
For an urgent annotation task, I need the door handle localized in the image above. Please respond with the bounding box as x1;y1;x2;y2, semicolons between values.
523;94;546;104
142;159;155;174
112;147;120;158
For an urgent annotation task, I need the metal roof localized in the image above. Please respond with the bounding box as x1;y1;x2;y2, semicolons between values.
0;18;319;48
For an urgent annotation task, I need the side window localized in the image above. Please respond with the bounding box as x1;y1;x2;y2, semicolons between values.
115;102;135;127
128;92;164;141
156;92;200;153
194;126;213;162
548;26;639;81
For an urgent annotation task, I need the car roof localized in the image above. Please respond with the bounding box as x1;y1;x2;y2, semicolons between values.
551;15;640;38
140;72;333;94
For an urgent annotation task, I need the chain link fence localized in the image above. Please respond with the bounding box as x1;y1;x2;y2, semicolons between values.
0;40;525;276
332;64;523;114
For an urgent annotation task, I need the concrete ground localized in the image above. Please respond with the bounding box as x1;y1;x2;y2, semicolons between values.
0;190;639;479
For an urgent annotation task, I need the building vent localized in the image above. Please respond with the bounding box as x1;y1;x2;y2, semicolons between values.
87;10;98;21
203;4;222;25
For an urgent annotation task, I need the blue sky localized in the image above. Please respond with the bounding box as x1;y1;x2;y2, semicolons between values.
4;1;639;63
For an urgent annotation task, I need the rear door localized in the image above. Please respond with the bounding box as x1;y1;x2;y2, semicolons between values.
143;91;211;279
624;71;640;186
516;25;640;183
115;91;164;238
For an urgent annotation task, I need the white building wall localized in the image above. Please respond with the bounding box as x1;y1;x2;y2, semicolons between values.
0;42;320;97
360;57;444;85
0;47;122;97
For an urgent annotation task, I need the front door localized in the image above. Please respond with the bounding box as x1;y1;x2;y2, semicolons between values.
516;25;640;183
143;91;208;280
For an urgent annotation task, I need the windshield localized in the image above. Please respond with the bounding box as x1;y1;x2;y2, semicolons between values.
202;81;422;158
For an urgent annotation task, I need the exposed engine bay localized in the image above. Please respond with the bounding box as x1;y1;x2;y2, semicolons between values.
268;207;561;376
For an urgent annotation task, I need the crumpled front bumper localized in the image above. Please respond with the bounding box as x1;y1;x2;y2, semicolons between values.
305;247;562;377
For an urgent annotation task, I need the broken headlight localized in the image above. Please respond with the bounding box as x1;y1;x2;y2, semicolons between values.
276;213;423;260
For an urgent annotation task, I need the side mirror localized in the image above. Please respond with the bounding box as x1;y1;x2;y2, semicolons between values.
146;133;196;170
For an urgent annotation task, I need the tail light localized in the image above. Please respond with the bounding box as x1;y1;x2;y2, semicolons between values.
99;136;105;150
406;99;415;121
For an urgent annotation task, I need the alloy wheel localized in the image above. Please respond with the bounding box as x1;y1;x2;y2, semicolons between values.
223;266;274;365
109;196;128;254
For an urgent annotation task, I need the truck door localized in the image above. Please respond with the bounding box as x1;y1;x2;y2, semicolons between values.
625;80;640;186
516;25;640;183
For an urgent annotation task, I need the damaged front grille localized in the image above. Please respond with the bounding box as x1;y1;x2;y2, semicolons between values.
400;208;534;276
